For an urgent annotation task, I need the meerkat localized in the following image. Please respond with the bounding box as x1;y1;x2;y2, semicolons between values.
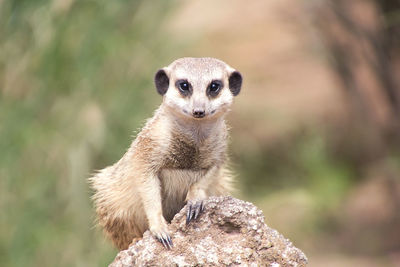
89;57;242;250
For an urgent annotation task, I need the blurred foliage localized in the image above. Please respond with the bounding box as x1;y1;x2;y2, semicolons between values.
0;0;176;266
234;127;355;239
236;128;353;205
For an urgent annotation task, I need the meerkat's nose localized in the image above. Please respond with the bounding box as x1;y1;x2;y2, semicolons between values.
192;109;205;118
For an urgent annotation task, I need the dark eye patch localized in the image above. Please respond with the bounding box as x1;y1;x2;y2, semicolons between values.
175;79;192;96
207;80;223;97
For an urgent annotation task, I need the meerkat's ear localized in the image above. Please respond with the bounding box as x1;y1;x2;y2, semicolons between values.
154;68;169;95
228;71;242;96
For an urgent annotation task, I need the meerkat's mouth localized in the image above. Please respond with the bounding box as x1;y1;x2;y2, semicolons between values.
182;109;219;119
182;108;208;119
192;110;205;118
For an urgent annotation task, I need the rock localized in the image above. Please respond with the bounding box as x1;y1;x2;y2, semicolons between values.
110;196;308;267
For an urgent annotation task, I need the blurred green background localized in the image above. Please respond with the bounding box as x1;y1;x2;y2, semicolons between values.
1;0;400;266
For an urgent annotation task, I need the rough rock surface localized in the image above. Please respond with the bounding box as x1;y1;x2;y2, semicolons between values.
110;196;308;267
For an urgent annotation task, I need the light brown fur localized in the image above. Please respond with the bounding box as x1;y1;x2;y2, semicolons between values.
89;58;241;250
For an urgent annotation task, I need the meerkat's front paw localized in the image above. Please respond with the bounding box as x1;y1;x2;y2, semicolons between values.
186;200;205;224
150;222;173;249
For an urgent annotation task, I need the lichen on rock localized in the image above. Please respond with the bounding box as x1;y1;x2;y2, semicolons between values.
110;196;308;267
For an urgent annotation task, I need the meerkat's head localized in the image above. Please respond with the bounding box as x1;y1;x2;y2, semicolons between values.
154;57;242;121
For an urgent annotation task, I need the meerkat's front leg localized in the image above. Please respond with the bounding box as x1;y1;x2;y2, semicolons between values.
185;166;219;224
139;173;173;249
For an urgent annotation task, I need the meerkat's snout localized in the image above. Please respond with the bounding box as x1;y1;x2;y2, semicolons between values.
192;108;205;118
191;97;207;118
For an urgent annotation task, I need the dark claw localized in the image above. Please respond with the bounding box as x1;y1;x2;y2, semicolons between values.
193;204;200;219
190;205;196;220
167;236;173;248
186;200;204;224
186;204;192;224
157;235;173;249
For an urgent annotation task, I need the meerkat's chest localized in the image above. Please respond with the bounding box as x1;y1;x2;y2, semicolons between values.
163;136;217;170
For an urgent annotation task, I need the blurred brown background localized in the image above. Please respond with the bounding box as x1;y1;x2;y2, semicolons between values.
1;0;399;266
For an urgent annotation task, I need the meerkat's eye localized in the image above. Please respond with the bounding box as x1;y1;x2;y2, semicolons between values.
175;80;192;96
179;82;189;91
207;80;223;97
